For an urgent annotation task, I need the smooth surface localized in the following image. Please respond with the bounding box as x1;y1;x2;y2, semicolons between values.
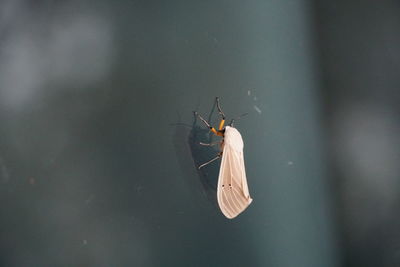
314;1;400;266
0;1;338;266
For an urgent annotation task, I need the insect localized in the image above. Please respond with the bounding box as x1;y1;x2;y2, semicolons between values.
195;97;253;219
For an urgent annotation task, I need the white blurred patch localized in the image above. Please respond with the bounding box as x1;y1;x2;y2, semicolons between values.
48;16;114;85
253;105;262;114
0;7;114;110
248;89;261;114
332;104;400;234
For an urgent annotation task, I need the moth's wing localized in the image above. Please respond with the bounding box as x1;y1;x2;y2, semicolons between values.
217;145;253;219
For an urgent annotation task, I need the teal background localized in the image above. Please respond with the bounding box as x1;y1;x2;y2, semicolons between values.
1;0;399;266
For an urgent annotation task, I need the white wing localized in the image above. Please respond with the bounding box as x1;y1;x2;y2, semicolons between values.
217;126;253;219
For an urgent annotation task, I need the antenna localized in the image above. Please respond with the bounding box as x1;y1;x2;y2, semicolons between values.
229;113;248;126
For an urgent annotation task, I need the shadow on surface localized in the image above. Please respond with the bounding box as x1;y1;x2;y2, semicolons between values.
172;103;223;211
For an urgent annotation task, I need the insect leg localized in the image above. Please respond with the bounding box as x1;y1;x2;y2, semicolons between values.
216;97;226;130
198;152;222;170
218;119;226;130
216;97;226;119
199;141;221;146
195;112;222;136
195;112;211;128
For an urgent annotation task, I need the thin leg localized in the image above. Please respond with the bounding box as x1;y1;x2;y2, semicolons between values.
195;112;211;128
199;141;221;146
216;97;226;130
198;153;222;169
195;112;222;136
216;97;226;119
218;118;225;130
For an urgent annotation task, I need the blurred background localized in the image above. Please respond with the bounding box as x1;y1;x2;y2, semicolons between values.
0;0;399;266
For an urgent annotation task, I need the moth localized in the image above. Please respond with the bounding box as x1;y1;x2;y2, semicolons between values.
196;97;253;219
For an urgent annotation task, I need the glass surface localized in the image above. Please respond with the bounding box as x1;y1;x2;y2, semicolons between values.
1;1;398;266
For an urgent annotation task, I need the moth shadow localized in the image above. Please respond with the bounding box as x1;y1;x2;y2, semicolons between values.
172;106;221;209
